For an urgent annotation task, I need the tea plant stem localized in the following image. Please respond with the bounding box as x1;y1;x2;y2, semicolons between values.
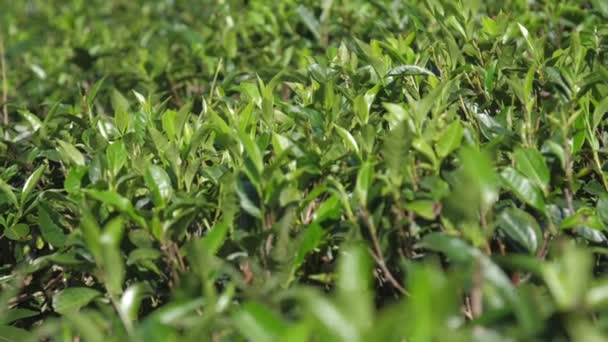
360;208;408;296
471;259;483;318
0;32;7;126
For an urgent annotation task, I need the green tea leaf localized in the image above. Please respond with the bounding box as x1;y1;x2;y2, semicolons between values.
38;204;67;247
356;162;374;207
286;223;325;286
106;140;127;177
513;148;550;192
497;207;542;254
4;223;29;241
57;140;85;166
334;124;360;155
20;164;45;205
111;89;130;133
592;97;608;131
84;189;146;228
0;178;18;208
387;65;435;77
435;121;463;159
501;167;546;212
144;164;173;208
53;287;101;314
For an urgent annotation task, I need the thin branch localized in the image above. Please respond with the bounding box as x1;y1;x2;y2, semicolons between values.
0;32;7;126
360;208;409;296
470;258;483;318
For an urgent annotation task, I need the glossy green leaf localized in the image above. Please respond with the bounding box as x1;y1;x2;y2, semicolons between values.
144;164;173;208
356;161;374;207
496;207;542;254
501;167;545;212
334;124;360;155
20;164;45;204
387;65;435;77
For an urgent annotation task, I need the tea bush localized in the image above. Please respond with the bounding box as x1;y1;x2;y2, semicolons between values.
2;0;608;341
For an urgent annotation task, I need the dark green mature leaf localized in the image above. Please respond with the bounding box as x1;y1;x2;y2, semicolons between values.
53;288;101;314
513;148;550;192
497;207;542;254
501;167;545;212
387;65;435;77
38;204;67;247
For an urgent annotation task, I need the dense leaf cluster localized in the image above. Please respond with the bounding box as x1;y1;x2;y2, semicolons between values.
2;0;608;340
